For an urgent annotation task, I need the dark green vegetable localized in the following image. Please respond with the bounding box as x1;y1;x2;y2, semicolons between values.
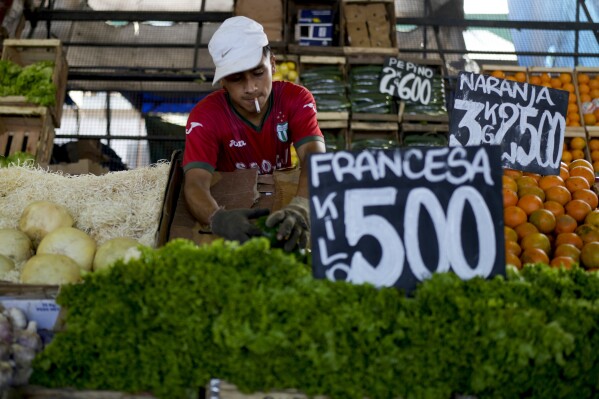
29;239;599;399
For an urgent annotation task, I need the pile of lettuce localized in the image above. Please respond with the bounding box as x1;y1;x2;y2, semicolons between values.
0;60;56;106
31;238;599;399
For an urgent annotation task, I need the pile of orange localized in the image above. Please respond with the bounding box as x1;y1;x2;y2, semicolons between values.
578;72;599;127
561;136;588;165
503;158;599;271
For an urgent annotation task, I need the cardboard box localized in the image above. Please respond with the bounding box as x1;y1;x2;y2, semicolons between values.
0;282;60;331
155;150;299;247
0;106;55;165
235;0;284;42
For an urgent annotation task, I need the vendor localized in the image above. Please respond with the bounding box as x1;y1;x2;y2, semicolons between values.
182;16;326;252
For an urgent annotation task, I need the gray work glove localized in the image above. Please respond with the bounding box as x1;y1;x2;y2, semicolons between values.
265;196;310;252
210;208;270;243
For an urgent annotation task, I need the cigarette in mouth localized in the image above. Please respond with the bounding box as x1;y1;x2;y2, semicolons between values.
254;98;260;113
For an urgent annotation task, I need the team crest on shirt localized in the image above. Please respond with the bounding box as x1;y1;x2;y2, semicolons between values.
276;122;289;142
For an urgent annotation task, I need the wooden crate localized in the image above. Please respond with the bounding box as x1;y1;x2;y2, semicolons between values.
0;107;55;165
340;0;397;50
1;39;68;128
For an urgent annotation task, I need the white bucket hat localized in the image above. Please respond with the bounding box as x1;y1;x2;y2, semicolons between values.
209;16;269;86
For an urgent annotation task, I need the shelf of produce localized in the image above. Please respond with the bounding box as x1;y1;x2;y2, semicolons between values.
287;44;345;57
0;39;68;128
0;107;55;165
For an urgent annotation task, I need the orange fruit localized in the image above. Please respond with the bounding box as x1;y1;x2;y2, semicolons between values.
560;165;570;181
584;209;599;227
504;205;528;228
517;194;544;215
581;93;592;103
555;214;579;234
554;243;581;261
565;175;591;193
579;84;591;95
529;75;541;85
559;73;572;84
569;137;587;150
515;222;539;240
540;73;551;83
591;150;599;162
502;175;518;192
555;232;584;249
505;226;519;242
539;175;565;191
545;185;572;205
565;199;593;222
590;79;599;90
506;240;522;256
550;256;576;269
562;150;573;164
521;247;550;265
503;188;519;208
572;188;599;210
503;168;523;179
521;232;552;255
518;185;546;201
523;172;542;183
550;77;563;88
506;252;522;268
584;113;597;126
569;166;595;186
529;209;557;234
581;228;599;244
578;73;590;84
491;70;505;79
590;89;599;100
576;223;598;238
516;175;539;189
563;83;575;93
569;158;594;171
543;200;565;218
569;112;581;123
571;149;586;161
594;160;599;173
515;72;527;82
581;241;599;268
568;103;579;114
568;92;577;103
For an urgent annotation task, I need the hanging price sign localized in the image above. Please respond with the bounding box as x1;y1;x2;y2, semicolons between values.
308;145;505;293
379;57;435;105
449;71;569;175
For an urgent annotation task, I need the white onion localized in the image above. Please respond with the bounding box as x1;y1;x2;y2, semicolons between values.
93;237;140;272
20;254;81;285
18;201;74;247
0;229;33;264
0;255;15;275
37;227;96;273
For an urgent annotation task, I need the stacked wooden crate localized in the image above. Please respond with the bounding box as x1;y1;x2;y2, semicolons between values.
0;39;67;165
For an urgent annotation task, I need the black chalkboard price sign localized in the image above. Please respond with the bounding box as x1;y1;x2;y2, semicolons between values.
308;145;505;293
449;71;569;176
379;57;435;105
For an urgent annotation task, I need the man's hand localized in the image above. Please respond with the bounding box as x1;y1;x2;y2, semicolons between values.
265;196;310;252
210;208;270;243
